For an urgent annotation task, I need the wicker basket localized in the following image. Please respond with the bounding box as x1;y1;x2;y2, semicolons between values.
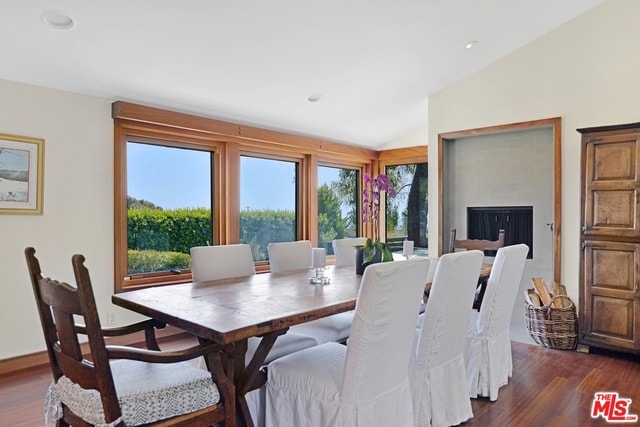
524;294;577;350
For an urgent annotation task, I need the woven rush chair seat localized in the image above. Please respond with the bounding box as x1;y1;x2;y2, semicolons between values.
46;360;221;426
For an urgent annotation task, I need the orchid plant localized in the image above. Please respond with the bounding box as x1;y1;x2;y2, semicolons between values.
358;173;397;263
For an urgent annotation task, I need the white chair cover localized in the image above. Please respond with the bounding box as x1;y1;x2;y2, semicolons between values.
332;237;367;266
267;240;312;273
266;258;430;427
190;244;256;282
190;243;317;364
290;311;354;344
268;240;353;343
424;257;439;284
411;250;483;427
190;244;317;361
464;244;528;401
190;242;317;427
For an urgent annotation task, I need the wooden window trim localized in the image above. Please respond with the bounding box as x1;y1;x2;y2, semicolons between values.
376;147;428;243
113;101;423;291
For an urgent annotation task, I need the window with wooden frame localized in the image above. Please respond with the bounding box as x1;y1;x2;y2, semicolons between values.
113;101;380;291
317;164;361;254
114;119;225;291
239;154;301;263
378;147;429;255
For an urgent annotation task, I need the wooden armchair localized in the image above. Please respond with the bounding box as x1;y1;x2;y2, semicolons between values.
25;247;235;427
448;228;505;310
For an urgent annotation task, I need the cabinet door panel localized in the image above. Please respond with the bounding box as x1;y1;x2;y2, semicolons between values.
584;133;640;238
581;241;639;350
591;296;634;340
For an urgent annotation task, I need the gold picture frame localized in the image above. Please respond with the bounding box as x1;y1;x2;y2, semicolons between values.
0;133;44;214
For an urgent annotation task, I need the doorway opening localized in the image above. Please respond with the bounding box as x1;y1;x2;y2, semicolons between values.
438;117;561;283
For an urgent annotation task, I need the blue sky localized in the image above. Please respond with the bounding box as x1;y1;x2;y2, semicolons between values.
127;143;340;210
0;147;28;172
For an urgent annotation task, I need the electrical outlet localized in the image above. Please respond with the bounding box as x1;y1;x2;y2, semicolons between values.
106;311;116;326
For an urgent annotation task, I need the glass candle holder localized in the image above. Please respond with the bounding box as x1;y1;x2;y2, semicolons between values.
402;240;414;259
310;248;330;284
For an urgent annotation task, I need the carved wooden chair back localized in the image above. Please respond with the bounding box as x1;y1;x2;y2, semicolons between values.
448;228;505;255
25;247;124;423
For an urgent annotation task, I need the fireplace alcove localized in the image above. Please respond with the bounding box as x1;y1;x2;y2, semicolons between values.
466;206;533;259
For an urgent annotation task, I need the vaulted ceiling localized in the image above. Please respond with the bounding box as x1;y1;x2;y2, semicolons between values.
0;1;604;147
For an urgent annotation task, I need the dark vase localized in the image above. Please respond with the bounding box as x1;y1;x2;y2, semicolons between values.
355;247;383;275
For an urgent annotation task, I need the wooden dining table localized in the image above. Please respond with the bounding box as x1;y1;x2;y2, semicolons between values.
112;265;363;427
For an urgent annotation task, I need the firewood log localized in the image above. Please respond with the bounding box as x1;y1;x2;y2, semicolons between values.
532;277;552;306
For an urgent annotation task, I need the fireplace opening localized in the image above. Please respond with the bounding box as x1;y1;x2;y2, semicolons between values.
466;206;533;259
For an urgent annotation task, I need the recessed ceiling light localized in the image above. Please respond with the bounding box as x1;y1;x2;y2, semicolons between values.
464;40;478;50
41;11;75;30
308;93;323;103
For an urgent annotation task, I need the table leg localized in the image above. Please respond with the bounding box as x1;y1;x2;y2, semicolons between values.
231;329;288;427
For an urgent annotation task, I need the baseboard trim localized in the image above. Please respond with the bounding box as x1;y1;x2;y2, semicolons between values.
0;325;185;378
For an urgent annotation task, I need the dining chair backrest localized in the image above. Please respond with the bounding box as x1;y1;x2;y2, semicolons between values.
267;240;312;273
265;257;430;427
342;257;430;403
411;250;483;427
332;237;367;266
190;244;255;282
476;244;529;336
25;247;126;423
465;244;529;401
448;228;505;255
416;250;483;366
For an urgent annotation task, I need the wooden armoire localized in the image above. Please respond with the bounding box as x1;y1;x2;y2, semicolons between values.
578;122;640;354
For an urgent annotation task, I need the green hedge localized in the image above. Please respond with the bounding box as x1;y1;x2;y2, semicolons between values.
128;249;191;274
127;207;297;264
128;208;212;254
240;209;295;261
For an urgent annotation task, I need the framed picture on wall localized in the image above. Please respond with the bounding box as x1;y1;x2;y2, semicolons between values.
0;133;44;214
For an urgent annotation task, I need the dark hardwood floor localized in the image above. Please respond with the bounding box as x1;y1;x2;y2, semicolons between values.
1;339;638;426
465;343;639;426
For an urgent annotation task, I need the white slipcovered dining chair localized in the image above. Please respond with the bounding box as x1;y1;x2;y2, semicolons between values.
266;257;430;427
267;240;313;273
191;244;318;359
191;243;256;281
190;244;318;366
191;244;319;427
464;244;529;401
411;250;483;427
268;240;353;344
332;237;367;266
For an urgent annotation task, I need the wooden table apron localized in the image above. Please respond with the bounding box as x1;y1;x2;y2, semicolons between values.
112;265;362;427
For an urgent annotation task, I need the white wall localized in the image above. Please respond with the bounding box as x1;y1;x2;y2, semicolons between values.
0;80;142;360
428;0;640;305
382;124;428;149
